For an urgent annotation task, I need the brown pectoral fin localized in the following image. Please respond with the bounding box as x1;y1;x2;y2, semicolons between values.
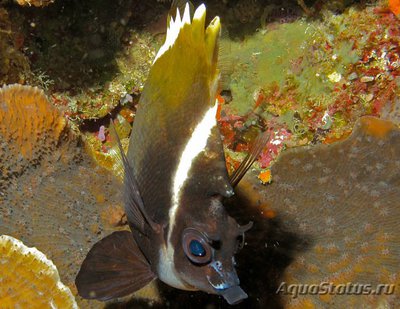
75;231;156;301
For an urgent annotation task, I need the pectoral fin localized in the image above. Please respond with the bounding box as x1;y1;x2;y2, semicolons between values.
75;231;156;301
229;131;270;187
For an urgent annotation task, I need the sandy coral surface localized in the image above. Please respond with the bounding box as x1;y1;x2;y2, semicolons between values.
238;116;400;308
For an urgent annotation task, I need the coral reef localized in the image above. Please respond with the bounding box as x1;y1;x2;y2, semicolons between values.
0;235;78;308
0;85;66;187
217;0;400;177
389;0;400;16
238;116;400;308
0;84;124;307
6;0;396;178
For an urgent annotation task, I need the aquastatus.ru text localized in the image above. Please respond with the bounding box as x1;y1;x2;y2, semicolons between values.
276;282;396;298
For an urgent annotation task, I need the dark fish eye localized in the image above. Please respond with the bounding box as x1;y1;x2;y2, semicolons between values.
189;240;206;257
182;228;212;265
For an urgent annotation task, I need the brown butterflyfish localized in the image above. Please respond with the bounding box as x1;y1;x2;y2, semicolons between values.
75;2;268;305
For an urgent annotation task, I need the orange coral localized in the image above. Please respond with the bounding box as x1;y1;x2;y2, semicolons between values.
0;235;78;308
0;84;69;192
0;84;125;307
258;169;272;184
0;84;71;195
0;84;66;158
389;0;400;16
360;116;397;139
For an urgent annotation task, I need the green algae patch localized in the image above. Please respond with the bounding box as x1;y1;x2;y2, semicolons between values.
227;21;311;115
227;15;361;117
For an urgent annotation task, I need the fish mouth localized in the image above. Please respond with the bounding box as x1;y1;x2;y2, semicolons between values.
207;276;248;305
219;285;248;305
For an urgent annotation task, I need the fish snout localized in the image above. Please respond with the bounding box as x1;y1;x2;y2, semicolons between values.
207;261;248;305
220;285;248;305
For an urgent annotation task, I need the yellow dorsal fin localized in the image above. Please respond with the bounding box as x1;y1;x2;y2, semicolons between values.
151;3;221;108
128;4;225;222
168;0;194;28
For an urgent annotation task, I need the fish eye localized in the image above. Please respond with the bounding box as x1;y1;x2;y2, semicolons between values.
189;239;206;256
182;228;212;265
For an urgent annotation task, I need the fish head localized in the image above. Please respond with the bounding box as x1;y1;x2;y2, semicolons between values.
172;197;252;304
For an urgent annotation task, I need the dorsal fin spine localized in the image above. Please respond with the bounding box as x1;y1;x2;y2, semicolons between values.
154;2;192;63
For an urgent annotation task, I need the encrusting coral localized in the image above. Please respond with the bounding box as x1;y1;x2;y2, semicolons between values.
0;235;78;308
0;84;67;191
0;84;125;307
238;116;400;308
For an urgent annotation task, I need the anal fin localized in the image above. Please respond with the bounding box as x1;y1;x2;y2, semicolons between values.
75;231;156;301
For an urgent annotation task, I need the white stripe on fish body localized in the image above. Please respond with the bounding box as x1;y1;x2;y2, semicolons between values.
167;103;219;246
157;102;221;291
154;3;206;63
157;245;196;290
152;2;223;291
